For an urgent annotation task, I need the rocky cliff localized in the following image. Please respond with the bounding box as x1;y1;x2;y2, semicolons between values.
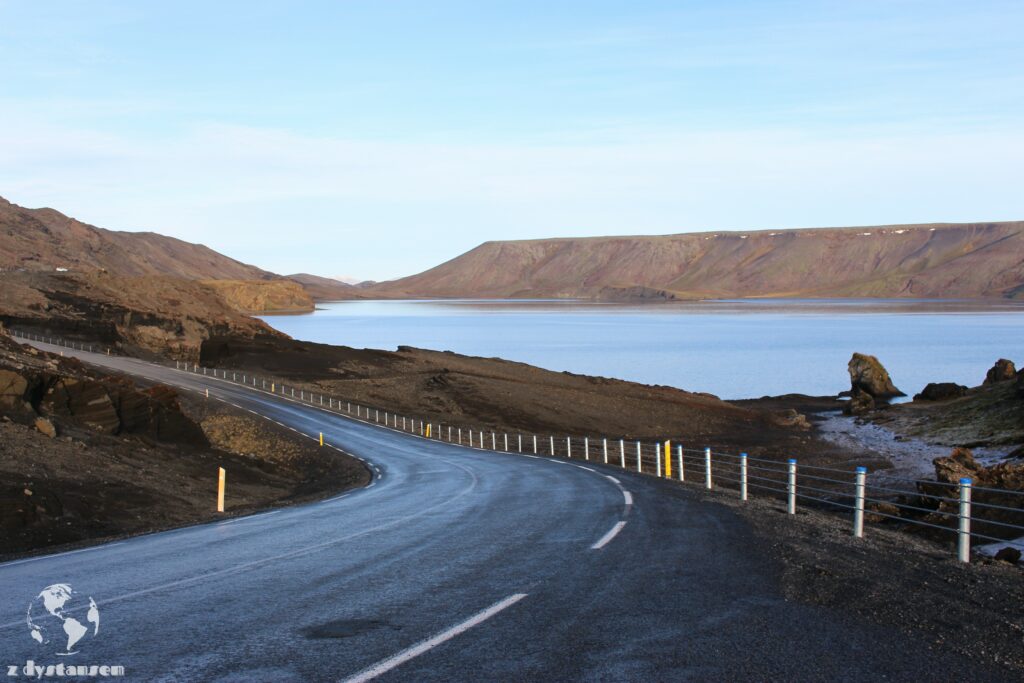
370;221;1024;300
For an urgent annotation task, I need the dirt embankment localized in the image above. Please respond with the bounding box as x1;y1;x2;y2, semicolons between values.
0;331;368;557
0;270;285;361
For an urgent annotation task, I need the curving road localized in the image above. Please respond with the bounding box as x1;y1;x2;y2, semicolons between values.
0;343;1008;681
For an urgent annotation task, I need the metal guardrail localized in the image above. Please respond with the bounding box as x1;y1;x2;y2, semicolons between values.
10;329;1024;564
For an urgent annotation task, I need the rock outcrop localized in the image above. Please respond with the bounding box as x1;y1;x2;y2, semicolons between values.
913;382;968;402
1017;371;1024;399
199;279;315;314
848;353;904;400
0;331;207;445
985;359;1017;385
917;448;1024;540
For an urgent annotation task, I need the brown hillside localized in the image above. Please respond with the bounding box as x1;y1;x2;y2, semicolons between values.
370;222;1024;300
286;273;371;301
0;196;274;281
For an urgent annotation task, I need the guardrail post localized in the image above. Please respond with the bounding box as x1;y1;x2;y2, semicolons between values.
787;459;797;514
656;444;662;477
603;438;608;464
704;448;712;489
636;441;642;472
504;433;508;451
458;428;463;444
217;467;226;513
853;467;866;537
677;445;684;482
740;453;748;500
449;426;453;442
491;432;496;450
620;439;625;468
518;434;522;452
958;478;972;563
584;437;589;461
533;435;537;454
566;437;572;458
549;436;554;455
664;441;671;479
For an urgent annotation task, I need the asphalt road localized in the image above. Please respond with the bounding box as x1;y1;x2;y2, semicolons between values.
0;343;1009;681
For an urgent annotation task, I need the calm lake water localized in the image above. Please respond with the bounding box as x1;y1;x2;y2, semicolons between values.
260;299;1024;400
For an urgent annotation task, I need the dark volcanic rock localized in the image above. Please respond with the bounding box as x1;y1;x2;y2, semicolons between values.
913;382;968;402
848;353;904;399
994;547;1022;564
1017;370;1024;399
984;358;1017;385
842;388;875;415
42;377;120;433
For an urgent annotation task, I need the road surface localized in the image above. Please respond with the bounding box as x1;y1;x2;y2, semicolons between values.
0;342;1007;681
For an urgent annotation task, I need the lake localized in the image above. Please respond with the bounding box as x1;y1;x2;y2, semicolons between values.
259;299;1024;400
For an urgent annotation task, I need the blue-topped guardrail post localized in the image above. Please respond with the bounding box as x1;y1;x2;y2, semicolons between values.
636;441;642;472
619;439;625;468
740;453;748;501
704;448;712;489
958;478;973;563
677;445;684;482
566;437;572;458
603;438;608;464
787;459;797;514
656;444;662;477
854;467;867;537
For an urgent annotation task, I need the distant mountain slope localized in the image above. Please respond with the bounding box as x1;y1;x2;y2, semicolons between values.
370;222;1024;300
0;196;274;280
286;273;371;300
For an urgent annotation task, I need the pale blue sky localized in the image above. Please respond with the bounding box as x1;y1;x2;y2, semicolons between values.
1;1;1021;280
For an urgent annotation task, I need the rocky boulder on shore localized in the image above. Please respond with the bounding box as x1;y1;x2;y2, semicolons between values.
984;359;1017;385
843;353;903;414
918;448;1024;542
848;353;904;399
913;382;968;402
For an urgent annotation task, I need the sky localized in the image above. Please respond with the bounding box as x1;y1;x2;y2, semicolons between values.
1;1;1022;281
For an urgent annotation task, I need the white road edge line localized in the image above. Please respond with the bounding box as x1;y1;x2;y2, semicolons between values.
591;521;626;550
623;490;633;506
605;475;620;485
341;593;528;683
0;542;125;568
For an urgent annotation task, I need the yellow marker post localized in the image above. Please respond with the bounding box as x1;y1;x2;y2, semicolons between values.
217;467;226;512
271;383;275;393
426;424;432;438
664;441;672;479
319;432;324;446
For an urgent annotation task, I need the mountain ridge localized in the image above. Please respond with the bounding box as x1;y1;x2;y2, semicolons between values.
369;221;1024;300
